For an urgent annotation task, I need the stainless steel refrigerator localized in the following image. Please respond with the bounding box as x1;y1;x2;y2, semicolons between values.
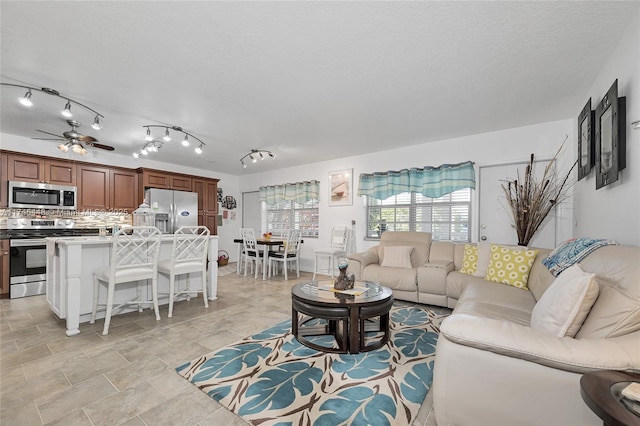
145;188;198;234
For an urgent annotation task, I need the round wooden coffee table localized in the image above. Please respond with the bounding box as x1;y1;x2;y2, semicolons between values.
580;370;640;426
291;280;393;354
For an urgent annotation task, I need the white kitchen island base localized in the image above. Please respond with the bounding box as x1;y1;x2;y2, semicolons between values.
46;235;219;336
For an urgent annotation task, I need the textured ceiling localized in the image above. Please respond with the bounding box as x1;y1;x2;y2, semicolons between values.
1;1;638;175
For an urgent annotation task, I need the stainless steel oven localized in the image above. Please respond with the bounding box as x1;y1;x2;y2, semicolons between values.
7;218;79;298
9;239;47;298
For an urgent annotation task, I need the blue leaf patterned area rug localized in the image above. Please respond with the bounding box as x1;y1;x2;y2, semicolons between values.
176;305;448;425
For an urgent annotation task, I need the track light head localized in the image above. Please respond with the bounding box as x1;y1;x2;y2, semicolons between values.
241;160;246;168
195;144;203;154
163;128;171;142
133;152;139;159
91;116;102;130
145;128;153;141
269;152;275;159
259;152;265;160
19;90;33;107
141;148;148;155
181;134;190;147
61;101;73;118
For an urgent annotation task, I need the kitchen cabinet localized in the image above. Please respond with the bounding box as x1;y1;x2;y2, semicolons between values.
0;153;7;207
192;178;219;235
78;165;139;212
140;169;192;191
0;240;9;297
6;153;76;185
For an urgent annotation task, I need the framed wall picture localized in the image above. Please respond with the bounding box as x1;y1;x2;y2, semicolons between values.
329;169;353;206
595;79;626;190
577;98;594;181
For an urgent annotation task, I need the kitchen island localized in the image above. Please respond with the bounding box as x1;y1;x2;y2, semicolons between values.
46;234;218;336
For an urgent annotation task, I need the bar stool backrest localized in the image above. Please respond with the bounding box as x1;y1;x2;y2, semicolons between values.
329;226;349;250
170;226;210;265
110;226;162;279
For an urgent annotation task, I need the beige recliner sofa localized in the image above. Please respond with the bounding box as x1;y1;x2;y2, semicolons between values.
347;232;640;426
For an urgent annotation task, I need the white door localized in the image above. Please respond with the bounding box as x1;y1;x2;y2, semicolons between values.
478;161;556;249
242;191;261;234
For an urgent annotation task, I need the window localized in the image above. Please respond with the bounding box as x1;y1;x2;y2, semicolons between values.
265;198;319;238
365;188;471;241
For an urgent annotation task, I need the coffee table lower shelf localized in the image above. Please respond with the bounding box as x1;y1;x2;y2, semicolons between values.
291;281;393;354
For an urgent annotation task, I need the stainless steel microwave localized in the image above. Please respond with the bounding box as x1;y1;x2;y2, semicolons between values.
8;181;77;210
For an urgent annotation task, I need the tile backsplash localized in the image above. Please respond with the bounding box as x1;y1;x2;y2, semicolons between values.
0;208;132;229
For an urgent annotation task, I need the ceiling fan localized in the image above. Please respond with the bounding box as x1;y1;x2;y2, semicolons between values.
33;120;115;154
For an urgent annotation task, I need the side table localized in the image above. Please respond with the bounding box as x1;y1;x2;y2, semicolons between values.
580;370;640;426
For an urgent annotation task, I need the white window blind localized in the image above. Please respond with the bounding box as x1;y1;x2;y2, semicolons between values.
365;188;471;241
266;198;319;238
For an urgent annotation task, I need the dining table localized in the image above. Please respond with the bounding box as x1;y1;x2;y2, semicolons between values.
233;237;286;280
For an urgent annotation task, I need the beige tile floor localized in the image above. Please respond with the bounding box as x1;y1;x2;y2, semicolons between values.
0;265;442;425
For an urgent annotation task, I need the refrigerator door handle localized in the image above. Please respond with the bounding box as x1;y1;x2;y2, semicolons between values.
170;203;175;234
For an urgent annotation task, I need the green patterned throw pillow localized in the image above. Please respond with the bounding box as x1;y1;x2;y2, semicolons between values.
485;244;539;289
459;244;478;275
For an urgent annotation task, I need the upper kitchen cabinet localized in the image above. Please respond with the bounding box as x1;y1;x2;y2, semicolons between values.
0;153;7;207
77;165;139;212
6;153;76;185
138;169;192;191
192;178;219;234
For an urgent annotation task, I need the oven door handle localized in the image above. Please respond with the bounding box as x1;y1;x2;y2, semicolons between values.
9;239;48;247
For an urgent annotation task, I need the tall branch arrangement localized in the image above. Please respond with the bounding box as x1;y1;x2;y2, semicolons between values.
502;139;576;246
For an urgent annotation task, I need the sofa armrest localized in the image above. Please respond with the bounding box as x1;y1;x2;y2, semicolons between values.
347;248;379;280
441;314;640;373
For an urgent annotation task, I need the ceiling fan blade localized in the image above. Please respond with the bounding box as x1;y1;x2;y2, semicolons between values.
32;137;65;141
77;135;97;142
36;130;64;138
86;141;115;151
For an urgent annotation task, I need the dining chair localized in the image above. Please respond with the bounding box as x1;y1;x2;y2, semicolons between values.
313;226;349;279
237;227;253;275
91;226;162;335
268;230;302;280
241;228;265;279
157;226;210;318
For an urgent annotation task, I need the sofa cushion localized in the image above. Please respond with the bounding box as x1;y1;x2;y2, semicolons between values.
459;244;478;275
362;264;417;292
380;246;413;269
575;245;640;338
485;245;539;289
376;231;431;268
530;264;599;337
455;279;537;323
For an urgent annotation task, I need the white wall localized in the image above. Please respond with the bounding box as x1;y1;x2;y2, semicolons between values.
573;8;640;246
1;133;242;258
239;119;574;271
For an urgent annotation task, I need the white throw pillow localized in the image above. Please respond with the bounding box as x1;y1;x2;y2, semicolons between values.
530;264;599;337
381;246;413;269
473;242;492;277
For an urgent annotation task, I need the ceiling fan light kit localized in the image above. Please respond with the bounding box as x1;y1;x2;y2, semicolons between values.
32;119;114;155
240;149;275;168
135;125;206;158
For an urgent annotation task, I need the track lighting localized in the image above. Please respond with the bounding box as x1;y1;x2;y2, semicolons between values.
140;125;206;158
239;149;276;168
91;116;102;130
19;90;33;107
2;83;105;126
133;140;164;158
61;101;73;118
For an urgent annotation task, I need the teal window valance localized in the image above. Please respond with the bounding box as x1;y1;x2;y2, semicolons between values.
259;180;320;204
357;161;476;200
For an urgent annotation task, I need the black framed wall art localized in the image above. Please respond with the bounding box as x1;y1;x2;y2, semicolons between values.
594;79;626;190
577;98;594;181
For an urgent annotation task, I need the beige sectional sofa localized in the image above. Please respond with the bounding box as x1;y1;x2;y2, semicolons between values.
347;232;640;426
